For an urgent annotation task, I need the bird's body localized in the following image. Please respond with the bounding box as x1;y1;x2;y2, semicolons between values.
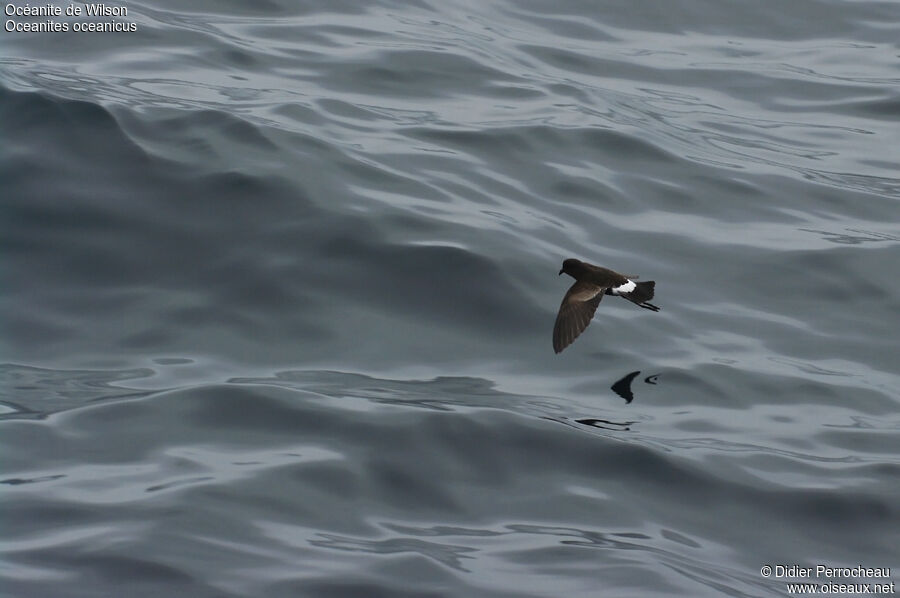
553;258;659;353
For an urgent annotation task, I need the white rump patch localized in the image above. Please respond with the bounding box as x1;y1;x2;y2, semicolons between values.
611;280;636;295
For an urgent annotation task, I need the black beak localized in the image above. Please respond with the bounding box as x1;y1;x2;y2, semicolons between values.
558;269;563;276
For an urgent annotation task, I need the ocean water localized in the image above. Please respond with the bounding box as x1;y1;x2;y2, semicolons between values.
2;1;899;596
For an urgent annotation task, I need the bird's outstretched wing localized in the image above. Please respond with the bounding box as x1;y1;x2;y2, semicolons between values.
553;281;605;353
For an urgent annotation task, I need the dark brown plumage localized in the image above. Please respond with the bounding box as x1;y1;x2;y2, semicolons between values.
553;258;659;353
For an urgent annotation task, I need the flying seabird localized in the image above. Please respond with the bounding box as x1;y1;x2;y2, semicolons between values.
553;258;659;353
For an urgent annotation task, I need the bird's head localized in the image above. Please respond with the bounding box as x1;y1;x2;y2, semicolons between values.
559;258;582;276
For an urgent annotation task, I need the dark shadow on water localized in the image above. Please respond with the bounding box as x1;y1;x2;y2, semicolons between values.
609;370;661;403
610;370;641;403
0;474;66;486
574;417;636;432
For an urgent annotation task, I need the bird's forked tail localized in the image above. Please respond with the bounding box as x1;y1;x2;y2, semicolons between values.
623;281;660;312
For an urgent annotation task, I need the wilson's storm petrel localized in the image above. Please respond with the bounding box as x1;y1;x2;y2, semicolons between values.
553;258;660;353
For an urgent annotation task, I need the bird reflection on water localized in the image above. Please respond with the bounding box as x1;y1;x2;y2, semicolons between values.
609;370;661;404
575;417;636;432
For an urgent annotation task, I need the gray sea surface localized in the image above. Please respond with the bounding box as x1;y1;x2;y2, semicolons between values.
2;1;899;596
